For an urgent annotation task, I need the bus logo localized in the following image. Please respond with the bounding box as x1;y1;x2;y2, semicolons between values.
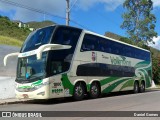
110;56;131;66
92;52;96;61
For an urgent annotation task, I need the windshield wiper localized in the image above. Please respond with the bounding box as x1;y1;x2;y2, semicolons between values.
35;43;41;46
30;74;45;80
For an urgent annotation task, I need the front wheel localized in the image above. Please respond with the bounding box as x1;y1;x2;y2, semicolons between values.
73;82;85;101
89;82;100;99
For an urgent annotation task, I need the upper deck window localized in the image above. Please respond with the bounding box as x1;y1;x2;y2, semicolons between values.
21;26;55;52
51;26;82;48
81;34;98;51
80;33;150;61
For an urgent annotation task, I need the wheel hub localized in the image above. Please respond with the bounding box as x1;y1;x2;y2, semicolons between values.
91;86;98;95
75;86;82;96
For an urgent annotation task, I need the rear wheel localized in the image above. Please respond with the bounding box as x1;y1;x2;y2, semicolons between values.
73;82;85;101
89;82;100;99
133;81;139;93
139;81;145;93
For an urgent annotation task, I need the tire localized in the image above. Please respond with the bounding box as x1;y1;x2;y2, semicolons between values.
133;81;139;93
73;82;85;101
139;81;145;93
89;82;100;99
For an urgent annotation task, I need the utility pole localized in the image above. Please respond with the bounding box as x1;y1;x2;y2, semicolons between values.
135;0;140;43
43;13;46;21
66;0;70;26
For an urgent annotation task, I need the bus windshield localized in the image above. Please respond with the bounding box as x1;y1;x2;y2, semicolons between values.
17;53;47;82
21;26;55;52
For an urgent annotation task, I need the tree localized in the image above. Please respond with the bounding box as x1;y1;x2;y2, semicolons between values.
121;0;157;45
152;55;160;84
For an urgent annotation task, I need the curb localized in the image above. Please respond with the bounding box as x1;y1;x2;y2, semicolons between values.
146;87;160;90
0;99;32;105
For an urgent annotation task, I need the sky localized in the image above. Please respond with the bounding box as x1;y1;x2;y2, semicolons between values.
0;0;160;50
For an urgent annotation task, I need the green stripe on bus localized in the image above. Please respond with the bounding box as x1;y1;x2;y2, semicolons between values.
139;69;151;87
62;74;74;95
102;78;130;93
120;79;134;91
134;61;150;68
18;86;32;89
32;80;43;86
100;77;120;86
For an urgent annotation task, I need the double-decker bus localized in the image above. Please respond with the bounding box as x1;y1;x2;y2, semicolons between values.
4;25;152;100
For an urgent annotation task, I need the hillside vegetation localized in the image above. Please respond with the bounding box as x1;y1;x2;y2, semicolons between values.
0;15;55;46
0;35;23;47
0;16;31;41
27;20;55;29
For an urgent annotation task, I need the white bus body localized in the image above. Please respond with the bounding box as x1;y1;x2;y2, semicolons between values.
4;25;152;100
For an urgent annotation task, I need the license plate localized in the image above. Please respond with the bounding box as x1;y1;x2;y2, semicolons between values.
23;94;29;99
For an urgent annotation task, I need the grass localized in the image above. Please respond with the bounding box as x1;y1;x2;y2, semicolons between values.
155;85;160;88
146;84;160;90
0;35;23;47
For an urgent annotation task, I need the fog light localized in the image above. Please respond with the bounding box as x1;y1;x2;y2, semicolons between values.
37;91;45;96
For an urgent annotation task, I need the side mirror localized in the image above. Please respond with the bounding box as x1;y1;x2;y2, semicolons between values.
4;52;19;66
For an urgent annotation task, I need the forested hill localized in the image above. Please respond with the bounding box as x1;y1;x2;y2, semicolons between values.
0;16;31;41
0;15;56;46
27;20;56;29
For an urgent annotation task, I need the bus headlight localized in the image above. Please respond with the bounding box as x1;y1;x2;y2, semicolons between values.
37;91;45;96
43;81;50;85
32;81;49;91
33;85;43;90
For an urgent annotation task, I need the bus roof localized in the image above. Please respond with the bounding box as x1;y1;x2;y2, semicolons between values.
36;24;82;31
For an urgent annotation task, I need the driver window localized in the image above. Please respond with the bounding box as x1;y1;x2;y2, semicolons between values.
51;62;62;74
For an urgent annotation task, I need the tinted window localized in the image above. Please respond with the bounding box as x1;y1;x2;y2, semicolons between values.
81;34;98;51
51;27;81;47
76;63;135;77
21;26;55;52
98;38;108;52
81;34;150;61
48;27;82;76
16;52;47;83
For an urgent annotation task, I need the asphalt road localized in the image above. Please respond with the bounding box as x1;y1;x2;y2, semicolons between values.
1;90;160;120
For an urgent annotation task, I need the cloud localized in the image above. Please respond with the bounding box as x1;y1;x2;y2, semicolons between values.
0;0;125;22
77;0;124;11
102;0;124;11
13;8;43;22
0;0;66;22
77;0;160;11
150;36;160;50
152;0;160;8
